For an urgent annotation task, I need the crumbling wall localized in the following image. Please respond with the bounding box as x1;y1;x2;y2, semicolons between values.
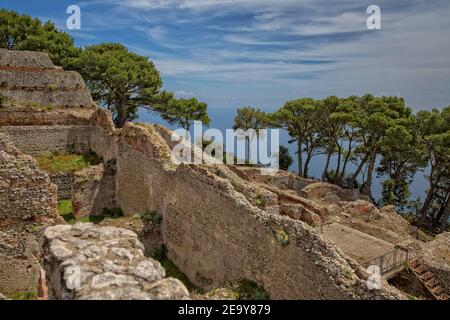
0;133;61;296
44;223;190;300
110;123;403;300
0;133;59;229
0;230;43;296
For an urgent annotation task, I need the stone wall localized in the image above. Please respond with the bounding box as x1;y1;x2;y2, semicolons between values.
0;69;87;90
0;133;59;229
44;223;190;300
1;125;93;156
0;49;55;69
92;122;403;300
72;163;117;218
0;106;94;126
49;172;73;200
0;133;61;296
0;230;42;295
0;49;93;108
0;89;94;108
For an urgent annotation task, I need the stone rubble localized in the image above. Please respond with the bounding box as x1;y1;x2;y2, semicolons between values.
44;223;189;300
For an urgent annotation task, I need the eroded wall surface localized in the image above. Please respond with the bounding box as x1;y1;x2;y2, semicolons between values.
0;133;58;229
88;121;403;300
0;133;62;296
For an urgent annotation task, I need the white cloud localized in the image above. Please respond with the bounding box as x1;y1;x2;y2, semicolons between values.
83;0;450;109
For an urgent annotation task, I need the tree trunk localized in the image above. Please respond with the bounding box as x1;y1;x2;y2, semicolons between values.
322;150;332;181
116;102;127;128
440;196;450;233
297;140;303;176
335;143;342;179
349;153;368;187
304;152;312;178
361;147;377;196
418;185;435;227
340;145;353;179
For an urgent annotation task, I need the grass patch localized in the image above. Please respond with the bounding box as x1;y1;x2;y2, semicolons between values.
36;151;101;173
80;208;124;224
57;201;123;225
57;199;76;223
231;280;270;300
7;291;37;300
152;245;200;293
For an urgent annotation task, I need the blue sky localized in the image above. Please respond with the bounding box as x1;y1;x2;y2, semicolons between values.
2;0;449;200
2;0;450;114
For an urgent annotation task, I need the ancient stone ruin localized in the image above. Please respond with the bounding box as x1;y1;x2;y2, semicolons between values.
0;49;449;300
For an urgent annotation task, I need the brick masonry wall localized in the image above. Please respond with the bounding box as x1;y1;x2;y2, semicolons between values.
1;125;93;156
0;133;58;229
49;172;73;200
0;89;93;108
0;49;55;69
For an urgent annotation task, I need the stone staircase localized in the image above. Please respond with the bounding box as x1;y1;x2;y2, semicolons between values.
409;257;450;300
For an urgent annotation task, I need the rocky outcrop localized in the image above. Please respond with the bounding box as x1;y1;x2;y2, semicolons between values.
44;223;189;300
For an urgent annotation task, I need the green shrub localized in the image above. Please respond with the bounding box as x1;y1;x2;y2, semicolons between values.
102;207;124;218
7;291;37;300
48;83;57;91
57;199;75;223
231;280;270;300
140;210;162;224
25;101;40;108
275;230;289;246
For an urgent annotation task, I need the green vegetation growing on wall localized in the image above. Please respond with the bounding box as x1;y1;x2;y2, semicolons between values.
36;151;101;173
275;230;289;246
140;210;162;224
0;93;5;107
151;245;200;293
7;291;37;300
57;200;124;224
231;280;270;300
57;199;75;223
